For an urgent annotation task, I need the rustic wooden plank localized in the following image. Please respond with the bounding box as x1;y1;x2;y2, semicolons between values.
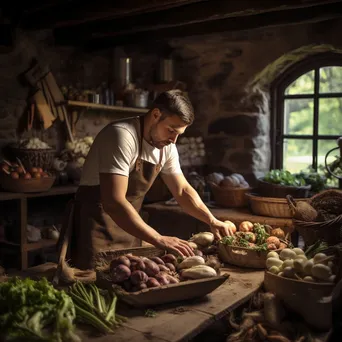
185;267;264;319
82;2;342;49
19;0;205;29
121;306;213;342
77;326;161;342
53;0;342;41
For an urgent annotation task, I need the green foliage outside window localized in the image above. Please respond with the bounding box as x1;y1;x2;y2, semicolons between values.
282;66;342;187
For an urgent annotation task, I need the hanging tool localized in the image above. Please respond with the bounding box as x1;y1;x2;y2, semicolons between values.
27;103;34;131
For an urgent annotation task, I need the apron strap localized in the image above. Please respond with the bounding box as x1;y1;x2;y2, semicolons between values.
156;148;164;173
135;115;164;173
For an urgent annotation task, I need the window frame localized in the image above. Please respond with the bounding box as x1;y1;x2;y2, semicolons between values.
271;52;342;170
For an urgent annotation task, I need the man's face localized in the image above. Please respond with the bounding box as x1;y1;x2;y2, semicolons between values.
148;110;188;149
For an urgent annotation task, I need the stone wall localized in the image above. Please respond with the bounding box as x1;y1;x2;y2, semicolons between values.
0;19;342;184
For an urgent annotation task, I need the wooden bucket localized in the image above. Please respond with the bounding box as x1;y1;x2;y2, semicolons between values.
264;271;334;331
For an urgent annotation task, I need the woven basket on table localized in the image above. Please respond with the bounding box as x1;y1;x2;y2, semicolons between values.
289;189;342;246
208;181;251;208
7;146;56;171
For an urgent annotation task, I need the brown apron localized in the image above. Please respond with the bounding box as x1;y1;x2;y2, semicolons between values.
59;117;164;270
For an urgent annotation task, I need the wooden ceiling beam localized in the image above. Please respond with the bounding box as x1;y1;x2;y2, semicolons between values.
52;0;342;41
19;0;208;29
79;3;342;50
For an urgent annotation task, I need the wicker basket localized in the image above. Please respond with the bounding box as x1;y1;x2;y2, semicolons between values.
94;246;229;308
257;178;311;198
246;192;308;218
208;181;251;208
7;146;56;171
0;173;56;193
289;190;342;245
218;243;270;268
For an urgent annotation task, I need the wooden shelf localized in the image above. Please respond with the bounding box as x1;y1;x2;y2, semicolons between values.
0;185;78;201
25;239;57;251
60;100;149;114
0;184;77;270
0;238;56;252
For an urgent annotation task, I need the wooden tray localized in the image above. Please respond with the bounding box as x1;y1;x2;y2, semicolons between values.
94;247;229;308
218;243;269;268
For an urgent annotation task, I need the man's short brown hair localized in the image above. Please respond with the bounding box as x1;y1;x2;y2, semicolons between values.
152;90;194;125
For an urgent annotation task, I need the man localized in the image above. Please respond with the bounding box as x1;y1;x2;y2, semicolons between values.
64;90;234;270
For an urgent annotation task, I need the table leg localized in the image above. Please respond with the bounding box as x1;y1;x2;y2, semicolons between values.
19;197;28;270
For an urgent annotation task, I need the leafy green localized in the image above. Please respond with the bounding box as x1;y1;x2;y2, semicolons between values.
264;169;306;186
0;277;79;342
298;167;326;193
253;223;269;245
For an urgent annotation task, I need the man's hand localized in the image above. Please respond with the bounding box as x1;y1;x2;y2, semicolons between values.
155;236;195;257
210;219;236;240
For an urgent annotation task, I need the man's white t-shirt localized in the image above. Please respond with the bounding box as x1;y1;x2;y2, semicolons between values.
80;117;183;186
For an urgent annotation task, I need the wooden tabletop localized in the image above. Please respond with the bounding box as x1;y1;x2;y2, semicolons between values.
143;202;294;229
4;262;264;342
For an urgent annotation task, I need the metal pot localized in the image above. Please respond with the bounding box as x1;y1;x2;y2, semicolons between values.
158;58;174;83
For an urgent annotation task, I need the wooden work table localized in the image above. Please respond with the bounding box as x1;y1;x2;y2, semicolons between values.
142;202;294;241
4;262;264;342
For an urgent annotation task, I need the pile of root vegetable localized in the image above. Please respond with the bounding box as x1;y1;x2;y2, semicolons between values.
227;290;324;342
219;221;291;252
99;249;222;292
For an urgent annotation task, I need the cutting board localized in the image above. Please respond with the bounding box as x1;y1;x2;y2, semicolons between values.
33;89;56;129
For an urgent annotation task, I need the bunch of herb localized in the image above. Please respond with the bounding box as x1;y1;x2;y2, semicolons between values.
253;223;269;245
0;277;79;342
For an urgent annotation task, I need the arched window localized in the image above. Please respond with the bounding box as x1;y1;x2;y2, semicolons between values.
271;53;342;179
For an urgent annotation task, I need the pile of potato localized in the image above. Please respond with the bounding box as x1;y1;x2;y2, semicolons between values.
108;249;220;293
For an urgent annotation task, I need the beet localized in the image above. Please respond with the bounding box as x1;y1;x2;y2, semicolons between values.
110;256;131;272
158;264;170;273
130;270;148;285
165;263;176;272
165;274;179;284
149;256;165;265
110;264;131;283
144;260;160;277
146;277;161;288
131;282;148;292
155;273;169;285
127;255;146;271
161;253;177;265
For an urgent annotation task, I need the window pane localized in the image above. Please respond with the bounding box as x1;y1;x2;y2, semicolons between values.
285;70;315;95
283;139;312;173
319;66;342;93
318;98;342;135
318;139;341;187
284;99;313;135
